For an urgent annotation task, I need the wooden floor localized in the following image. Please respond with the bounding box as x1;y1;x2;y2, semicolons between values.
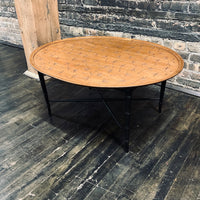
0;44;199;200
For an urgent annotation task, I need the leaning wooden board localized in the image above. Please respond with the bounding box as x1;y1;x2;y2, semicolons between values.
14;0;61;73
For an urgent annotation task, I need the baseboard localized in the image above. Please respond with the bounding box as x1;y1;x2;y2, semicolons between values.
24;70;52;81
0;40;23;49
166;82;200;98
24;70;39;80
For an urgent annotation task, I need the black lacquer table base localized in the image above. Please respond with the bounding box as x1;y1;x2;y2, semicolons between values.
38;72;166;152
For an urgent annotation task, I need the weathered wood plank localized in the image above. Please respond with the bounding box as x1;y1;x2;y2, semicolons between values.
14;0;61;73
165;116;200;200
0;115;105;198
84;184;118;200
21;135;117;199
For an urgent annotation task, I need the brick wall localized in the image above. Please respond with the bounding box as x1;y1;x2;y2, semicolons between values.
0;0;199;94
0;0;22;45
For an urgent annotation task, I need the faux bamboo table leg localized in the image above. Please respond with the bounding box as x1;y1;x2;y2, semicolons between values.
38;72;52;117
123;88;132;152
159;80;166;113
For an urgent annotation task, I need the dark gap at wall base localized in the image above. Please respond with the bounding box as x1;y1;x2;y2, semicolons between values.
0;40;23;49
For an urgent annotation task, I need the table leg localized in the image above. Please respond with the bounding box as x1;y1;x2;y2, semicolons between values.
123;88;132;152
159;80;166;113
38;72;52;117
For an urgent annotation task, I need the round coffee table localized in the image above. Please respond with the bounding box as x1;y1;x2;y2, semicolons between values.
30;36;184;152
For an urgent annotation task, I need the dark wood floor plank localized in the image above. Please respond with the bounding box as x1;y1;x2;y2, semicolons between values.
153;129;198;199
180;156;200;200
1;123;103;199
165;143;200;200
59;146;122;199
4;125;108;199
165;116;200;200
26;135;117;199
107;111;186;198
127;112;200;200
84;184;118;200
97;153;139;199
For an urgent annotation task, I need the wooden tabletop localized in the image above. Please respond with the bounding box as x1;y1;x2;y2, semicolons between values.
30;36;184;88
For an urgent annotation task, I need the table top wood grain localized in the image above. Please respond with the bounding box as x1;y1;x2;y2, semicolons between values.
30;36;184;88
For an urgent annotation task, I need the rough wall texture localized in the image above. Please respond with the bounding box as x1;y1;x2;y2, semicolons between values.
0;0;22;45
0;0;200;93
